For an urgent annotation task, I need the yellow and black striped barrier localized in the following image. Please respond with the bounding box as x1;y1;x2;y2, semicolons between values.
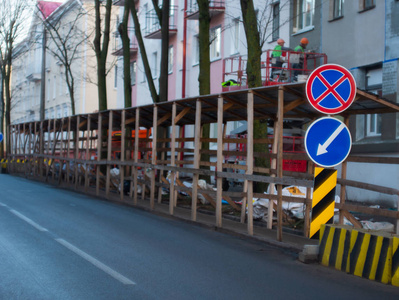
320;224;399;286
392;236;399;287
319;225;351;271
310;167;337;238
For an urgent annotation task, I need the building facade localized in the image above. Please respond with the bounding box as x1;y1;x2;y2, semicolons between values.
11;0;120;124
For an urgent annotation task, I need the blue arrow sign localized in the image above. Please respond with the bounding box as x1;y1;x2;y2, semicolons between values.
305;117;352;168
0;133;3;143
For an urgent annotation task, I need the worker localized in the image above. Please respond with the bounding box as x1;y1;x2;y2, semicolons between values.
221;79;239;88
292;37;309;80
272;38;286;68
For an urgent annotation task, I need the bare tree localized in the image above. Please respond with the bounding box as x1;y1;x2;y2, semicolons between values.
0;0;33;156
37;1;88;116
93;0;113;111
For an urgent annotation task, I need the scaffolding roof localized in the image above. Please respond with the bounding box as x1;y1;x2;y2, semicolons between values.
18;83;399;132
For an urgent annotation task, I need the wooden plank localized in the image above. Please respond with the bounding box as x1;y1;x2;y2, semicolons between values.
169;103;177;215
216;96;224;228
246;91;254;235
335;203;399;219
105;112;113;198
85;115;91;192
74;116;80;189
341;210;362;228
96;114;102;196
174;107;191;124
276;86;284;242
267;120;278;229
191;99;201;221
338;178;399;195
150;105;158;209
157;112;172;126
120;110;125;202
132;108;140;204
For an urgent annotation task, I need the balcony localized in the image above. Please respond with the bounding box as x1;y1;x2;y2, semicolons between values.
112;27;138;56
26;64;42;82
186;1;225;20
144;6;177;39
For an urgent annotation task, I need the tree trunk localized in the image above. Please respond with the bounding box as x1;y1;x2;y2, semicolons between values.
130;0;159;103
94;0;113;111
197;0;211;182
120;0;132;108
241;0;270;193
159;0;169;103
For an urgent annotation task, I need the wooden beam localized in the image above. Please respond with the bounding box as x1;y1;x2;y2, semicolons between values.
169;103;177;215
191;99;202;221
216;96;224;228
246;91;254;235
277;86;284;242
174;107;191;124
157;112;172;126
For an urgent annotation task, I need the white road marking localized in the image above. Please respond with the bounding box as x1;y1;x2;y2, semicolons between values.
5;206;136;286
56;238;136;285
9;209;48;232
0;202;8;207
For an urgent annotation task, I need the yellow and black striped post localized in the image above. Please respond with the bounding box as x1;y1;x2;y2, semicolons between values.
310;167;337;238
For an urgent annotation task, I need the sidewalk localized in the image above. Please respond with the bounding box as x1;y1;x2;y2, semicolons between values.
132;197;318;254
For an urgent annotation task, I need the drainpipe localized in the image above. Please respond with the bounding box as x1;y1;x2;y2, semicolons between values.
182;0;187;98
39;27;46;121
180;0;188;164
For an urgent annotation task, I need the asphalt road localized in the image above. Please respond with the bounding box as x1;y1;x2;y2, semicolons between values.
0;174;398;299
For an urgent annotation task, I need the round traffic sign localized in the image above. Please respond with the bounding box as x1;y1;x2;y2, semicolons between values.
306;64;356;115
305;117;352;168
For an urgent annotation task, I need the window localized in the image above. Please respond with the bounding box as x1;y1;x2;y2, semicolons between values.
293;0;315;33
63;104;68;117
130;61;136;86
56;106;61;118
114;65;118;88
365;67;382;136
361;0;374;11
332;0;344;19
210;26;221;60
272;3;280;41
168;46;173;74
152;51;158;78
231;19;240;55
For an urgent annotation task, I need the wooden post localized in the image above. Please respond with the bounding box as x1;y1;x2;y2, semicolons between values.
158;128;167;204
120;110;126;201
191;99;202;221
45;120;51;181
39;121;44;179
150;105;158;209
58;118;64;185
276;86;284;242
216;96;224;228
339;116;350;225
267;120;279;229
304;160;314;237
85;115;91;192
66;117;71;184
96;113;102;196
247;91;254;235
74;116;80;190
106;112;113;198
169;102;177;215
132;108;140;204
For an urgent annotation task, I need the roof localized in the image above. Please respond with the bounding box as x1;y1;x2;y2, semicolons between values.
37;1;62;19
21;83;399;133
